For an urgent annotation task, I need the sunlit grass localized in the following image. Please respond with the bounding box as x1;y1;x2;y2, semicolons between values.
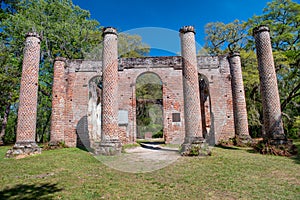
0;142;299;199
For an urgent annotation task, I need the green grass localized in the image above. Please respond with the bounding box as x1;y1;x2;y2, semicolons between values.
0;142;299;200
121;143;141;150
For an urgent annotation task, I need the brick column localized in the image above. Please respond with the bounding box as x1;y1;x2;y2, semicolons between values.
179;26;209;156
6;32;42;158
95;27;121;155
253;25;286;143
228;52;252;145
50;57;67;145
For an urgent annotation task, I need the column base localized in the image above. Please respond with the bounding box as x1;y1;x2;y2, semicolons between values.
45;140;67;150
180;136;211;156
254;138;297;156
6;141;41;158
269;138;291;145
235;134;253;146
268;133;287;141
94;139;122;156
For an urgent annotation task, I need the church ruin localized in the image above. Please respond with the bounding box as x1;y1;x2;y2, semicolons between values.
7;25;286;157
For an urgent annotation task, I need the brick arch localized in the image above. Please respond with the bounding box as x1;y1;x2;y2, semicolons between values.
117;65;185;144
88;75;102;85
135;71;164;140
135;71;163;85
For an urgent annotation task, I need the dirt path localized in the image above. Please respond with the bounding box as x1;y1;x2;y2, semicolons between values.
96;143;180;173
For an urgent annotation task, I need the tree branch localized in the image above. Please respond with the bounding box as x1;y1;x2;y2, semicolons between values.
281;112;291;121
38;85;51;96
281;82;300;110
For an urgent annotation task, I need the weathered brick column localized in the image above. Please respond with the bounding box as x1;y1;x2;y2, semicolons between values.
179;26;209;156
50;57;67;145
95;27;121;155
6;32;42;158
253;25;286;143
228;52;252;145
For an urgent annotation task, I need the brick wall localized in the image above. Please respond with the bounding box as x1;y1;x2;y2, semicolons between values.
50;57;67;144
60;60;99;147
118;56;185;144
197;55;235;144
51;54;234;147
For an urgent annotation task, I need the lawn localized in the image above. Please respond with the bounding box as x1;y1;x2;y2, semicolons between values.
0;141;299;200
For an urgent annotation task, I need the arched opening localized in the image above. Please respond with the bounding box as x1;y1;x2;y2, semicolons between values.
87;76;102;148
199;74;212;139
136;72;163;140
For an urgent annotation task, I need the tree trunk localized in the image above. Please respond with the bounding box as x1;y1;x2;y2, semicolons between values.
0;103;11;145
38;112;52;143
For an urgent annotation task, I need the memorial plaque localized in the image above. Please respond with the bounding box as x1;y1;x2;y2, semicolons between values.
118;110;128;125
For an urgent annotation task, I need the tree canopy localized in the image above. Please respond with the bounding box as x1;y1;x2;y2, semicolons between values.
0;0;149;144
204;0;300;138
1;0;299;144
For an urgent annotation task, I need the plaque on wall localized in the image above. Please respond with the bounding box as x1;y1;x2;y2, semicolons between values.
118;110;128;125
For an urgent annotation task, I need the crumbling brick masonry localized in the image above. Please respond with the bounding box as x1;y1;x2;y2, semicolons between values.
11;25;288;157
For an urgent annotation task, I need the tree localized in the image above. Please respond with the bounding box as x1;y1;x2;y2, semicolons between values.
240;50;262;137
118;33;150;58
247;0;300;51
204;0;300;138
204;20;263;137
136;73;163;138
204;20;248;55
0;0;149;144
0;0;103;144
0;23;22;145
84;33;150;60
246;0;300;138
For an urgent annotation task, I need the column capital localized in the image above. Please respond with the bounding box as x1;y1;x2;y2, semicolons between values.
179;26;196;34
253;25;270;36
54;57;67;62
102;27;118;36
25;32;42;41
227;52;240;58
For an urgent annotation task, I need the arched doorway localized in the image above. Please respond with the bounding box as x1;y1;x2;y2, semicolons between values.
135;72;163;140
199;74;212;139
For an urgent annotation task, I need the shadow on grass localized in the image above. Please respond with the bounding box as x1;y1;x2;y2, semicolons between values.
137;140;180;153
246;148;257;154
291;154;300;164
214;145;240;150
245;139;300;164
291;140;300;164
137;140;165;145
0;183;62;200
76;145;90;152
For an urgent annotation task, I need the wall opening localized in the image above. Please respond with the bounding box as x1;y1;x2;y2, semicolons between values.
87;76;102;148
199;74;212;139
76;115;91;151
135;72;163;140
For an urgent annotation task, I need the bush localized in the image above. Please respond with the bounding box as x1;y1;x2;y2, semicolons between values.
152;129;163;138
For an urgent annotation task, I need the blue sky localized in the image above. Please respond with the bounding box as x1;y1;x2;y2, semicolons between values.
72;0;279;55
